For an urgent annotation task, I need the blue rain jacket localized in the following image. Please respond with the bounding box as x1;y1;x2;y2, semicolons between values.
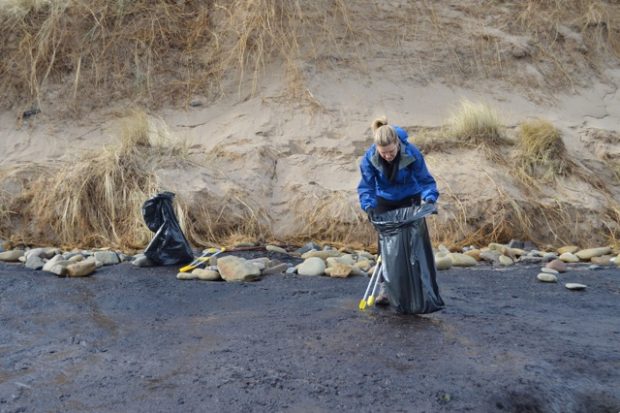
357;126;439;212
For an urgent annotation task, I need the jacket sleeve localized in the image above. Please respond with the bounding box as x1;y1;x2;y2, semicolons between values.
357;155;377;212
412;149;439;203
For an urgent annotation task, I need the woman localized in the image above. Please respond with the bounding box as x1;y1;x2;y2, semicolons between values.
357;116;439;306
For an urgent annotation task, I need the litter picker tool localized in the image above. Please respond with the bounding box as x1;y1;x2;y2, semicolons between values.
358;256;382;311
179;247;225;273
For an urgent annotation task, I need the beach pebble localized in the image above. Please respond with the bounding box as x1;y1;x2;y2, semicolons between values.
301;250;341;260
354;259;372;272
131;254;154;267
118;253;132;262
68;255;84;263
464;249;481;261
296;242;322;255
540;267;559;275
559;252;579;263
590;256;613;266
479;250;501;264
324;263;352;278
262;262;290;275
537;272;557;283
518;255;543;264
25;247;59;260
565;283;587;291
25;255;45;270
42;255;71;276
557;245;579;255
66;258;96;277
545;259;567;273
356;250;375;261
94;251;120;265
192;268;221;281
177;272;198;280
266;245;287;254
499;255;514;266
326;255;355;267
435;255;453;270
448;253;477;267
575;247;611;260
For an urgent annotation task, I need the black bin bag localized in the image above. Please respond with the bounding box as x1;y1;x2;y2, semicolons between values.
372;203;444;314
142;191;194;266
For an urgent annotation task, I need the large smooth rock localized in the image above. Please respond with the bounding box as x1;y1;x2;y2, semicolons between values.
94;251;120;265
448;253;477;267
217;255;261;282
575;247;612;261
0;250;25;262
297;257;326;276
66;258;96;277
540;267;559;275
565;283;587;291
537;272;557;283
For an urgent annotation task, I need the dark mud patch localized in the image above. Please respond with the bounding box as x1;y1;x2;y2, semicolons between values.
0;258;619;412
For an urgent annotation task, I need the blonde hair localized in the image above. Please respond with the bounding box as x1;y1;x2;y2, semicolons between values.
371;116;397;146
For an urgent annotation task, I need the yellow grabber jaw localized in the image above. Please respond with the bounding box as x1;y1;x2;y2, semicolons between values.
367;296;375;306
358;299;367;310
179;247;224;273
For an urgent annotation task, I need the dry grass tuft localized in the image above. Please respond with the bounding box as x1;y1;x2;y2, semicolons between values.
176;189;272;249
0;0;358;112
515;119;570;181
288;187;375;247
3;111;188;249
447;99;507;146
428;183;616;249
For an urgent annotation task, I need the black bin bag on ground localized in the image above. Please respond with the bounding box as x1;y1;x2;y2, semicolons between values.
372;203;444;314
142;191;194;266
